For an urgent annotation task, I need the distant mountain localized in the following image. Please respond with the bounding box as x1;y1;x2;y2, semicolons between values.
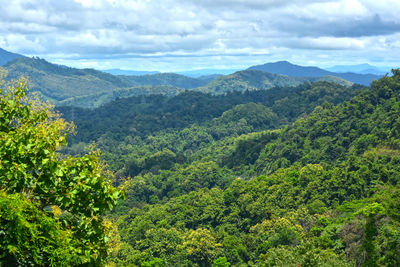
177;68;238;78
248;61;382;85
102;69;159;75
196;70;352;94
0;48;24;65
249;61;328;77
324;64;391;75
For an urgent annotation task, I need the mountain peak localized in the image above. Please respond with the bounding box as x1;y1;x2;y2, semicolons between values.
248;61;330;77
273;60;293;65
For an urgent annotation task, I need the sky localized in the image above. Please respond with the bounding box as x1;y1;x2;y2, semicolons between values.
0;0;399;72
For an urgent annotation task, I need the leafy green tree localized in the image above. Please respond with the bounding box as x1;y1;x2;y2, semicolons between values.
181;228;223;266
0;79;122;265
213;256;230;267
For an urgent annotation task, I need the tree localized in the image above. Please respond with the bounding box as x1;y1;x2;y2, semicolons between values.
181;228;223;266
0;78;122;266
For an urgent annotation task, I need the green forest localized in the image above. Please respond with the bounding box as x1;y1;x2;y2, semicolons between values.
1;69;400;266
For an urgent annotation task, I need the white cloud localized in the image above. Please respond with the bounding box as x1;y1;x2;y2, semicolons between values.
0;34;46;53
0;0;399;70
286;36;366;50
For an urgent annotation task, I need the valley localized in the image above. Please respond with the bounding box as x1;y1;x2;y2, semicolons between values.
1;46;399;266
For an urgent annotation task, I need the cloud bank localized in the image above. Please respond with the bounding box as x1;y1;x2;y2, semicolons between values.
0;0;399;70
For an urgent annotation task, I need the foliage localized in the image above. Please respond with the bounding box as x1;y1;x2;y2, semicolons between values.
0;79;122;265
5;60;400;266
0;191;77;266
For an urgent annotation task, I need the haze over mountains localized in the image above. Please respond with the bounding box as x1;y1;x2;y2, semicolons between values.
0;47;24;65
325;63;391;75
248;61;382;85
103;69;159;76
0;47;388;108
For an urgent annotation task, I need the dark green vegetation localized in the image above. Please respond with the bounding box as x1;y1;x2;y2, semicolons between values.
59;81;361;175
101;71;400;266
57;72;400;265
0;78;122;265
248;61;382;86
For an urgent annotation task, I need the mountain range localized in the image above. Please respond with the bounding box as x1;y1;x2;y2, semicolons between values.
0;47;387;108
248;61;382;85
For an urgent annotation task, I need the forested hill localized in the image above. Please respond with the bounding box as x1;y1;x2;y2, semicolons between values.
4;57;128;101
100;71;400;266
196;69;352;94
2;57;214;107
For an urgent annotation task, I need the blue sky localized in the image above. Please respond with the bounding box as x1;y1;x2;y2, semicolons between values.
0;0;399;71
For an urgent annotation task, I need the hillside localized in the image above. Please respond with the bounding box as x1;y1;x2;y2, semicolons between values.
3;57;213;107
249;61;382;85
0;48;24;65
58;85;185;108
4;57;128;102
196;70;302;94
196;70;352;94
118;72;211;89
